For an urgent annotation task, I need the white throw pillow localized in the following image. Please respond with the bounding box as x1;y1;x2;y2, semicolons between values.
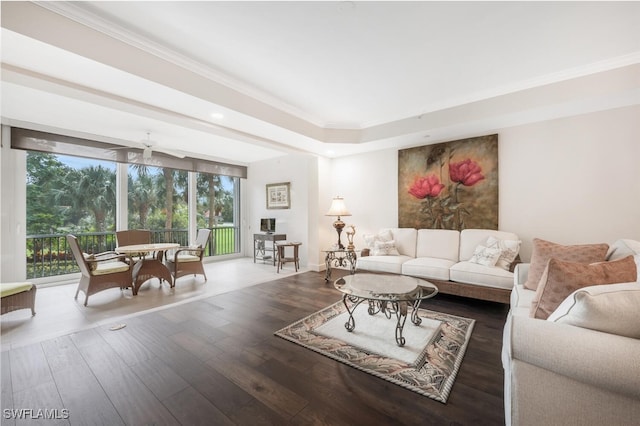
468;245;501;267
363;229;394;250
371;240;400;256
486;236;521;271
606;239;640;261
548;282;640;338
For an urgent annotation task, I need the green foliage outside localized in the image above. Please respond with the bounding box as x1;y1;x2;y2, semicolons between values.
26;152;240;278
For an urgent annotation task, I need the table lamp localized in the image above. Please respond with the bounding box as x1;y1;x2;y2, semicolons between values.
325;196;351;249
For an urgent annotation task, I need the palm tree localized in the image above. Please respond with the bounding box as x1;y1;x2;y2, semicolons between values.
129;173;157;229
27;152;75;233
197;172;222;228
155;168;188;240
74;166;116;233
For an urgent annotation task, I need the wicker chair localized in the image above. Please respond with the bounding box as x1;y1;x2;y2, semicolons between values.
1;283;36;316
116;230;152;262
67;234;132;306
165;229;212;282
116;229;151;246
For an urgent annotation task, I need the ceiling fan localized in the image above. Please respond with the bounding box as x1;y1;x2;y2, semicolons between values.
134;132;186;160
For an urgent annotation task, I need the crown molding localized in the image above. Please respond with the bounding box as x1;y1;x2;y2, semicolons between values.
357;52;640;129
19;2;640;140
2;62;314;157
33;1;328;128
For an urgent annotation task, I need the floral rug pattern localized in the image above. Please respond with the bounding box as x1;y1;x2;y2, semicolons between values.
274;301;475;403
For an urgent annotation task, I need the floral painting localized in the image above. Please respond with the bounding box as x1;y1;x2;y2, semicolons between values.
398;134;498;230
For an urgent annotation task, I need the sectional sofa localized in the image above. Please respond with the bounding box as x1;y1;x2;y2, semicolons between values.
356;228;521;303
502;238;640;425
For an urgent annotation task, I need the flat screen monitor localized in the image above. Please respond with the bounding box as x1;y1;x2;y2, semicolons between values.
260;218;276;234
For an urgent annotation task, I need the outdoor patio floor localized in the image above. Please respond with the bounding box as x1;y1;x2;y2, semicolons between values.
1;257;307;350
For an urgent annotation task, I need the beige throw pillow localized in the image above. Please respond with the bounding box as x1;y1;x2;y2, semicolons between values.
548;282;640;338
524;238;609;290
469;245;502;267
363;230;393;250
83;253;97;271
486;236;521;271
371;240;400;256
530;255;637;320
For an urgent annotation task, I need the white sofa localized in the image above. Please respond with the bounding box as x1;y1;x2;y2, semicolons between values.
357;228;520;303
502;247;640;425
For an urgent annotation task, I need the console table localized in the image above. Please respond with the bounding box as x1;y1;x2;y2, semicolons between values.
253;233;286;265
323;249;357;281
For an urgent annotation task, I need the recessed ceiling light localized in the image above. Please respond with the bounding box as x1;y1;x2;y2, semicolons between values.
326;150;336;156
210;113;224;120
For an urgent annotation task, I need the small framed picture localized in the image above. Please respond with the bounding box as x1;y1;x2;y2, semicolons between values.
266;182;291;209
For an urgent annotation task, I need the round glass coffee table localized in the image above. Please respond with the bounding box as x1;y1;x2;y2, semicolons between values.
334;273;438;346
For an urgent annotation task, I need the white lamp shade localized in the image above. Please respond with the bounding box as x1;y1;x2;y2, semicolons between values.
325;196;351;217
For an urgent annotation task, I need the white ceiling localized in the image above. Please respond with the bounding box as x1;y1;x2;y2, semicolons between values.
1;1;639;165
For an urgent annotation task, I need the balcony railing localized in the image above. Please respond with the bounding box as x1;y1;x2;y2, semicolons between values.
26;226;240;279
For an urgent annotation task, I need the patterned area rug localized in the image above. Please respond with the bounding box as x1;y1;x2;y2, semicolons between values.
275;301;475;403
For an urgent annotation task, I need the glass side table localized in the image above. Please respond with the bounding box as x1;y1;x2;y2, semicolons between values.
323;248;357;282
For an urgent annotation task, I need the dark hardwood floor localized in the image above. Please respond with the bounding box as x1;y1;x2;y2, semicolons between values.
1;271;509;425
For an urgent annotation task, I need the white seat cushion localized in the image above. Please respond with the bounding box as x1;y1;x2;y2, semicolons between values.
91;261;130;276
402;257;455;280
0;282;33;298
510;284;536;309
508;284;536;319
450;261;514;289
168;254;201;263
356;255;412;274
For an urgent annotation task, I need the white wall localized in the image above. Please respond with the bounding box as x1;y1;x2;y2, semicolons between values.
0;127;27;282
316;156;334;268
499;105;640;259
329;149;399;247
246;154;322;270
329;105;640;261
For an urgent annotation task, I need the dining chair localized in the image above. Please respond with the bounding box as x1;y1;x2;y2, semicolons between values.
165;228;212;282
67;234;132;306
116;229;152;263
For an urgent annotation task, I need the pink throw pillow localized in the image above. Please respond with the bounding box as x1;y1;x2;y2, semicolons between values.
530;255;637;320
524;238;609;290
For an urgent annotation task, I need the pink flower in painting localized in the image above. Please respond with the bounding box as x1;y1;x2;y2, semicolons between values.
408;175;445;199
449;159;484;186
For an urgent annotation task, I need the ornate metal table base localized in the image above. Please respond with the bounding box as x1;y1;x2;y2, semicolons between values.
324;249;357;281
341;294;423;347
333;274;438;347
